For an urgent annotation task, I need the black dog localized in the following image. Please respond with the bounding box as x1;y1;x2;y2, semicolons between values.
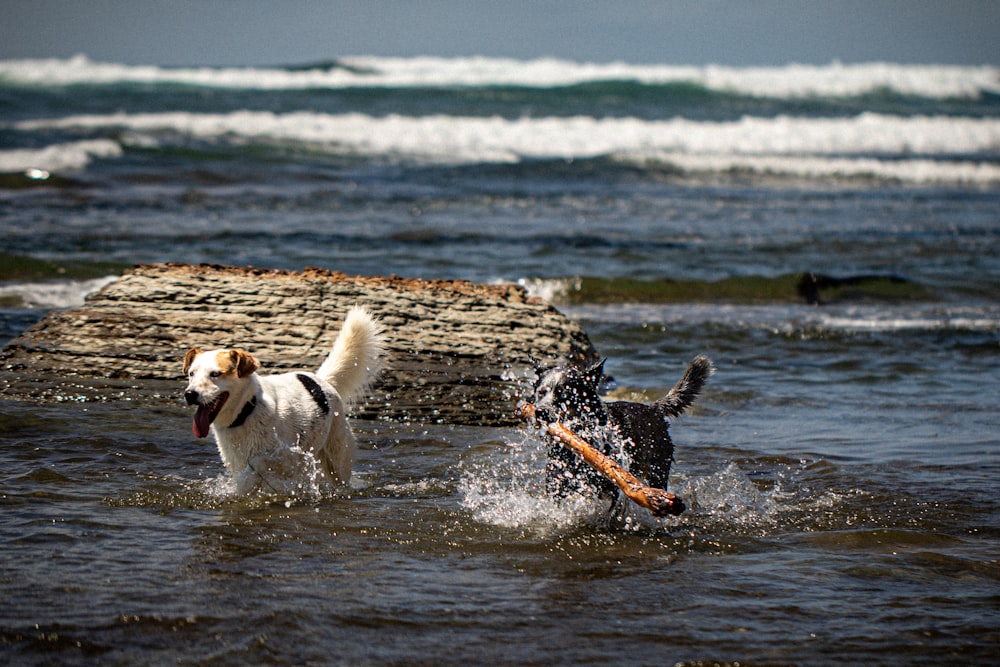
532;355;713;501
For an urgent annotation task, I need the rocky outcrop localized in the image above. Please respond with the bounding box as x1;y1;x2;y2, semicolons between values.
0;263;597;426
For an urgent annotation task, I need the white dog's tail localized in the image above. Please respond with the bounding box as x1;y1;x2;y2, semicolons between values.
317;307;386;405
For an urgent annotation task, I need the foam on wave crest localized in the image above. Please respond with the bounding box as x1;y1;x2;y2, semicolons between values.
3;55;998;99
0;276;118;309
564;303;1000;334
12;111;1000;184
0;139;123;174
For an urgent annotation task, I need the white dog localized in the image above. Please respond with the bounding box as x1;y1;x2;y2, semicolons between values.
183;307;384;493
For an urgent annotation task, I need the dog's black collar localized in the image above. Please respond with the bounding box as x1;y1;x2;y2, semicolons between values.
227;396;257;429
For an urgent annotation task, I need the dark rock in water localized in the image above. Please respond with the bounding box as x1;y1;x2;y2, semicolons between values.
796;271;919;305
0;263;598;426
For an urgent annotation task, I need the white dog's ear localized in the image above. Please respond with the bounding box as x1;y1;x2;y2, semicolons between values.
183;347;203;375
231;349;260;378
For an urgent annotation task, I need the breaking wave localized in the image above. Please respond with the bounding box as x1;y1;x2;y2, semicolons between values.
0;276;118;309
3;55;998;99
9;110;1000;184
0;139;123;174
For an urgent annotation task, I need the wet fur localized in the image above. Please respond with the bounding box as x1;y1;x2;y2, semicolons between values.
183;307;384;493
532;355;713;499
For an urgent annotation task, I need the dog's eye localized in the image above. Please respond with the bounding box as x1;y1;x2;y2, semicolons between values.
210;371;221;379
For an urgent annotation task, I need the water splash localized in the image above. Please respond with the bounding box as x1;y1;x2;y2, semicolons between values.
458;431;612;534
459;430;820;538
670;463;797;533
110;439;342;510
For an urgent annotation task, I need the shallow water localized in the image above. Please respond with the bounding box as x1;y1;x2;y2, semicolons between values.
1;310;997;665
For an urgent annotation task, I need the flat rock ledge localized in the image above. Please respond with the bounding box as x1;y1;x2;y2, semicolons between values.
0;263;598;426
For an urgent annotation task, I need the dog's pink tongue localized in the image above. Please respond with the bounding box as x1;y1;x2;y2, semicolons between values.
193;405;213;438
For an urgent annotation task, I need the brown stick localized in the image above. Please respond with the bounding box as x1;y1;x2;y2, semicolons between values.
517;403;685;517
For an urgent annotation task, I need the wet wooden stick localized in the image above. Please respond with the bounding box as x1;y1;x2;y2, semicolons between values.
517;403;685;517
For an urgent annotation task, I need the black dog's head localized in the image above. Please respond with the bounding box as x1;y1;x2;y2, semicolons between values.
531;360;619;498
532;359;609;429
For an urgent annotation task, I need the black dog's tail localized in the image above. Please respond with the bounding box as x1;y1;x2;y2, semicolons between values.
653;355;714;417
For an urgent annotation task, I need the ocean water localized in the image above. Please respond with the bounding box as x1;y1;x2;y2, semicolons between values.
1;56;999;665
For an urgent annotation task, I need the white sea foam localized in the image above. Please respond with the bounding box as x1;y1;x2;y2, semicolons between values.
12;111;1000;184
343;57;1000;99
2;55;998;99
0;139;123;173
517;277;581;302
564;303;1000;334
817;307;1000;332
0;275;118;309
